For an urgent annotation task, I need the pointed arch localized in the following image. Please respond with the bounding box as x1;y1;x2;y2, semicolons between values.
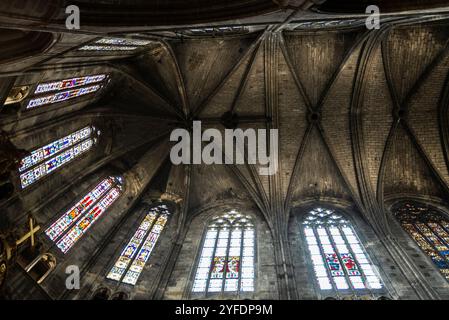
391;200;449;281
106;201;173;286
18;125;102;189
191;210;255;296
44;175;124;254
298;205;385;298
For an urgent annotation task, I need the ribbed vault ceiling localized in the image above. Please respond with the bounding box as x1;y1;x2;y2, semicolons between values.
82;18;449;229
2;4;449;241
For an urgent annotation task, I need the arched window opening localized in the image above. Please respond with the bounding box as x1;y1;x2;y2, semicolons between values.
106;203;171;286
303;208;383;296
24;253;56;284
18;125;101;189
192;210;255;295
44;176;124;254
393;201;449;281
24;74;108;110
79;37;152;52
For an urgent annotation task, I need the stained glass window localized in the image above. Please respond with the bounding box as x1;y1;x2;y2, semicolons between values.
303;208;383;295
34;74;106;94
23;74;108;110
19;126;100;189
27;85;102;109
79;46;138;51
106;204;171;286
393;201;449;281
79;37;152;51
192;211;255;295
45;176;123;254
94;38;152;46
181;26;249;37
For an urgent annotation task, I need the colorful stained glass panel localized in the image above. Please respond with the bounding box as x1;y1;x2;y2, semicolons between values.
56;187;121;253
106;212;158;282
193;212;255;294
95;38;151;46
35;75;106;94
303;208;384;294
45;177;114;241
27;85;101;109
210;257;226;279
400;217;449;278
20;138;95;188
19;126;93;173
226;257;240;279
122;214;168;285
79;45;138;51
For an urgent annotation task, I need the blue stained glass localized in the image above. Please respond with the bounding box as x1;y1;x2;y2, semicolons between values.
19;126;92;172
326;253;344;276
19;127;98;189
433;259;449;268
44;176;123;255
35;74;107;94
45;177;115;241
79;45;138;51
27;85;101;109
394;202;449;281
107;205;171;285
79;38;152;52
57;185;122;254
95;38;151;46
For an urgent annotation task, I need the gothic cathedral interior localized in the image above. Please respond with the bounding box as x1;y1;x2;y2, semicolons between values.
2;0;449;301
